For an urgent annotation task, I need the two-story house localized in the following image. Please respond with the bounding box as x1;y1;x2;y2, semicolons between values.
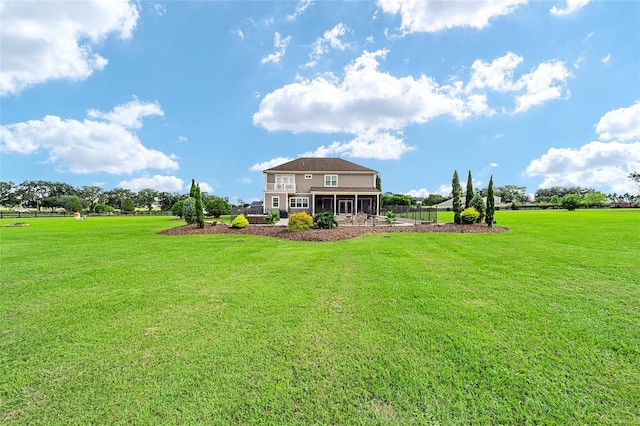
263;158;380;216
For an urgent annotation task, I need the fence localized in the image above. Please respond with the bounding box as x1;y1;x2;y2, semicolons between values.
381;205;438;224
0;210;173;219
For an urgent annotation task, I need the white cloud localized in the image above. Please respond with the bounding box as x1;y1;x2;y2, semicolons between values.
490;162;499;168
152;3;166;16
467;51;524;92
199;182;214;194
435;184;452;197
255;49;493;134
177;136;188;143
0;0;139;96
307;23;350;66
118;175;184;192
287;0;313;21
239;177;253;184
595;101;640;141
377;0;526;34
249;157;294;172
550;0;590;16
512;60;572;113
0;99;178;174
232;29;244;40
405;188;430;198
525;141;640;194
300;129;414;160
261;32;292;64
601;53;611;64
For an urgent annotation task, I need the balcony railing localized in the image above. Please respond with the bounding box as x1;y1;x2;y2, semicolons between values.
265;183;296;192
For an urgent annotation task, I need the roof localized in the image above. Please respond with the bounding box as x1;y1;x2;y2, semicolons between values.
264;157;377;173
309;187;380;193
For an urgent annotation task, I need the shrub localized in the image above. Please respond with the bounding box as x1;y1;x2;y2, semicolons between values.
460;207;479;224
205;197;231;218
561;194;582;211
288;212;313;232
171;200;185;218
469;194;485;223
182;197;196;224
64;196;84;213
231;214;249;229
313;211;337;229
384;210;396;226
94;204;114;213
265;210;280;226
122;198;135;212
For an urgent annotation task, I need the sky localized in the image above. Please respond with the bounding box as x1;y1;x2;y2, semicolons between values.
1;0;639;203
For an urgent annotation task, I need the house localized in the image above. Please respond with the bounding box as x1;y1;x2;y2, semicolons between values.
263;158;380;216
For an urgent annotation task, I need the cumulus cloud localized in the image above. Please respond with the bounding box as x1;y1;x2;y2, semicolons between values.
118;175;184;192
550;0;590;16
255;49;493;134
0;0;139;96
261;32;292;64
467;52;572;113
0;99;178;174
300;129;414;160
595;101;640;141
199;182;214;194
239;177;253;184
249;157;294;171
306;23;350;67
525;141;640;194
377;0;526;34
405;188;430;198
286;0;313;21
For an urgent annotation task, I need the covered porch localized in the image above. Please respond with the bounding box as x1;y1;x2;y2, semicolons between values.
310;187;380;216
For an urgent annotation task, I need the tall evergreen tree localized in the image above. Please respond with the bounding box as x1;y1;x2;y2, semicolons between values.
485;175;495;228
452;170;462;224
189;179;197;199
465;170;473;209
194;183;205;228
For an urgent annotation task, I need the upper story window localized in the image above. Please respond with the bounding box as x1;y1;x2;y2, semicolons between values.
304;174;312;179
324;174;338;187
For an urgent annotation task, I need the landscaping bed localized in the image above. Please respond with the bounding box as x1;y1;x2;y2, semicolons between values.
158;222;507;242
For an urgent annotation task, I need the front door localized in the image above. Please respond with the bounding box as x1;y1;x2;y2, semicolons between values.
338;199;353;214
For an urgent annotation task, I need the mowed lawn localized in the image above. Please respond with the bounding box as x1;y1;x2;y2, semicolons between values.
1;210;638;424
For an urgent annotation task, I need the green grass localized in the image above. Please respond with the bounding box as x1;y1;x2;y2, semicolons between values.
1;211;639;424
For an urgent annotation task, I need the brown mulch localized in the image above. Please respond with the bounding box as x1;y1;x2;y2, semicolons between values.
157;221;508;242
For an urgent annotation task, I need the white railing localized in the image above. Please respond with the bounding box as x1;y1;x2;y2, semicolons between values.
265;183;296;192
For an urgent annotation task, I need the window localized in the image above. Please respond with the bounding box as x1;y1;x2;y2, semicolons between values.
272;196;279;208
304;174;313;179
324;174;338;187
289;197;309;208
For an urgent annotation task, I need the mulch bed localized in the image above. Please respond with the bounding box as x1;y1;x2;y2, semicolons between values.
157;222;508;242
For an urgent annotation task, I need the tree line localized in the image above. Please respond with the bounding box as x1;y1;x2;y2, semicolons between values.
0;180;236;214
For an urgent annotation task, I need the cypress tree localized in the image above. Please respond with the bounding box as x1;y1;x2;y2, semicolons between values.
194;183;205;228
465;170;473;209
189;179;197;199
485;175;495;227
452;170;462;224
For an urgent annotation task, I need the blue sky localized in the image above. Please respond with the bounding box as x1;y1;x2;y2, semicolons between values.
1;0;639;202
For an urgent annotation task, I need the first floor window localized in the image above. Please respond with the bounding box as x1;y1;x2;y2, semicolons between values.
289;197;309;208
272;196;279;208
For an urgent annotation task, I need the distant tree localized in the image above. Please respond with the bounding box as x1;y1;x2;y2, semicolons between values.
424;194;445;206
157;192;182;211
64;196;84;213
452;170;462;224
630;172;640;187
381;193;411;206
205;197;231;218
194;184;205;228
171;200;185;218
136;188;159;211
495;185;530;203
465;170;473;209
485;176;495;227
103;188;134;210
583;191;607;207
0;181;17;207
122;198;135;212
561;194;582;211
79;185;104;211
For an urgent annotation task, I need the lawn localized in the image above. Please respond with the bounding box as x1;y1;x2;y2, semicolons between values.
1;210;638;424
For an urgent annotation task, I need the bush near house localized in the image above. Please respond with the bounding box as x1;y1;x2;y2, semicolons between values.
231;214;249;229
313;211;337;229
265;210;280;226
288;212;313;232
460;207;480;224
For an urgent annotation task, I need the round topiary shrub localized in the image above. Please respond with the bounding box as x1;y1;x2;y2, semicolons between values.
288;212;313;232
460;207;479;224
313;211;337;229
231;214;249;229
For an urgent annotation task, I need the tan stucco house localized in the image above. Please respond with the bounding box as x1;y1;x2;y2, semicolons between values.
263;158;380;216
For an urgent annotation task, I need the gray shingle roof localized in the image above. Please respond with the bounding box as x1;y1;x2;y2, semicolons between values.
264;157;377;173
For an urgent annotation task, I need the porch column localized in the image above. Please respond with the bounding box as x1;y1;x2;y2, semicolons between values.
312;194;315;215
355;194;358;213
334;194;337;215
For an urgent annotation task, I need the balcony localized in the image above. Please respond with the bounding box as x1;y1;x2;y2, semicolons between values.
265;183;296;192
